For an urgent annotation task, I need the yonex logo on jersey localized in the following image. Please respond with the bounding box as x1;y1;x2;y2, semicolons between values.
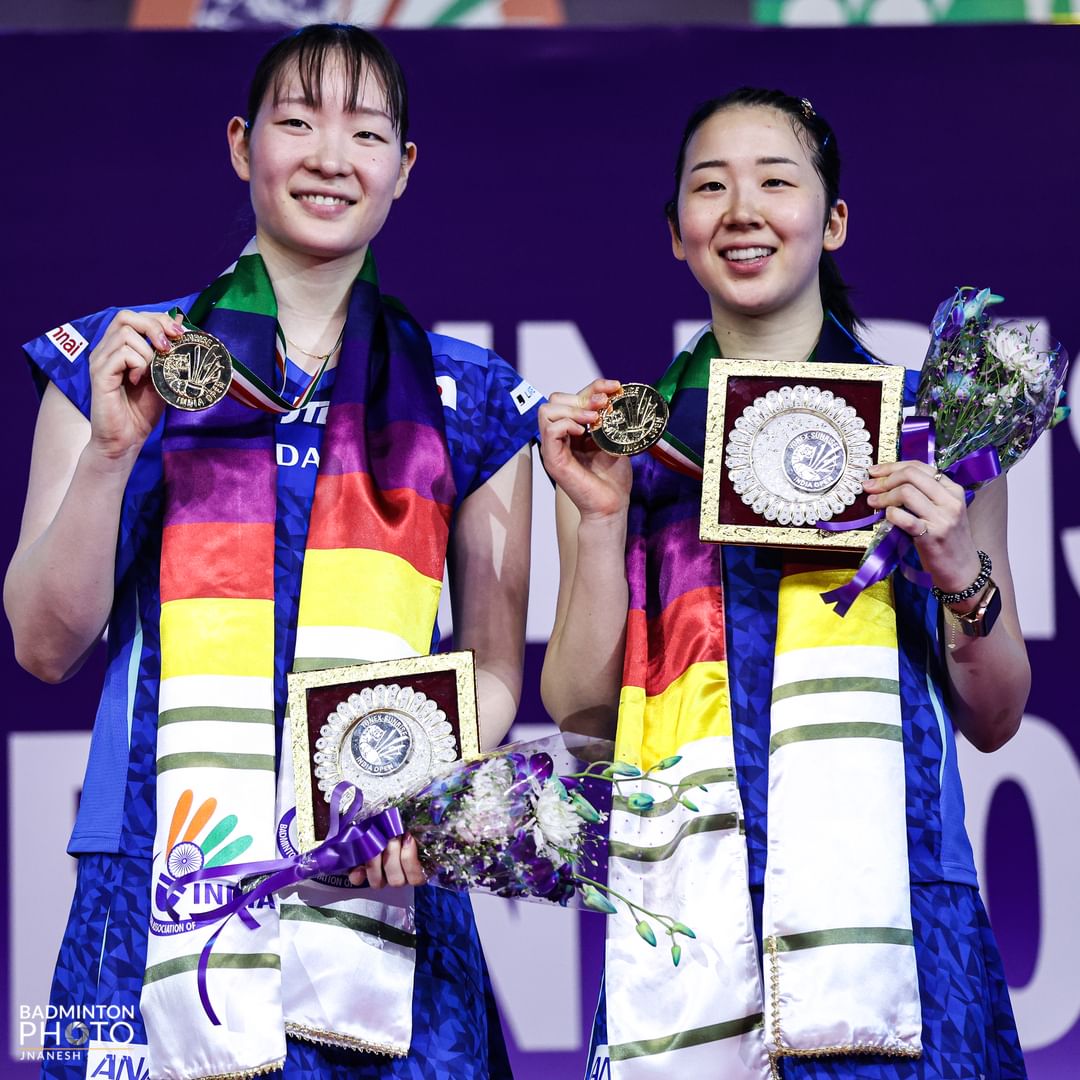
436;375;458;411
47;323;89;362
511;378;541;415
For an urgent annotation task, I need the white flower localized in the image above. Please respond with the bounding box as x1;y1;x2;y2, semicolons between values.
454;759;515;843
988;324;1051;392
531;782;582;858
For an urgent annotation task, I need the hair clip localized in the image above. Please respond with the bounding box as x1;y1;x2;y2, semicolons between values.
799;98;815;120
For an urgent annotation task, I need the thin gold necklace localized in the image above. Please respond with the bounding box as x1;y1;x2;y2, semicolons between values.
285;321;346;364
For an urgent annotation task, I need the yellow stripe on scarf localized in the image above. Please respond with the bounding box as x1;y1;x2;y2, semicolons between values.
616;660;732;771
776;570;897;655
160;598;275;679
298;548;442;656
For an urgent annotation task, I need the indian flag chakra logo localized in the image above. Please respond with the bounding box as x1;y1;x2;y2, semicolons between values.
151;790;257;934
166;790;254;871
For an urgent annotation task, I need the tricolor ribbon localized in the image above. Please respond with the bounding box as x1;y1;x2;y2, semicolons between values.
168;308;328;415
818;417;1001;616
163;784;404;1025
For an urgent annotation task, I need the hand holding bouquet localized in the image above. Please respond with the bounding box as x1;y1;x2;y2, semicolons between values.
822;287;1068;614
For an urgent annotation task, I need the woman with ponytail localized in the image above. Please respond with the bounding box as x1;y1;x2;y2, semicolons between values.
540;90;1028;1078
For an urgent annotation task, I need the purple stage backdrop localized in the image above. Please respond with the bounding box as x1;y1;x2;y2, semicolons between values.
3;24;1078;1079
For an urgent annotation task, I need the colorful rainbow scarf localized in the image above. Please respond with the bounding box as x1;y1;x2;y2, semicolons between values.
143;242;453;1079
603;322;921;1078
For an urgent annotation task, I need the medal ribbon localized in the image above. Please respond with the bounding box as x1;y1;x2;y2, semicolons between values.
167;308;327;415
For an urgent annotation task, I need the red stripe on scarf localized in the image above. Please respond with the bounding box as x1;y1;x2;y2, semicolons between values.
623;585;726;696
160;522;276;602
306;471;451;582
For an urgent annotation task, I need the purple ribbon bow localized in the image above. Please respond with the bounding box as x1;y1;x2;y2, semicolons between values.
817;417;1000;615
162;783;403;1025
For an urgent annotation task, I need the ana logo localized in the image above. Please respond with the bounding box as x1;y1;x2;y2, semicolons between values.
88;1045;150;1080
436;375;458;410
47;323;89;362
511;378;541;415
586;1044;611;1080
151;790;257;932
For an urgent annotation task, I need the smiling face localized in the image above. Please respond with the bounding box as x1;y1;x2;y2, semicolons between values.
227;52;415;267
671;105;847;328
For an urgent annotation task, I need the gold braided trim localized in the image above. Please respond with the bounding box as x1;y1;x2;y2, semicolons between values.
285;1020;408;1058
765;935;922;1065
194;1059;285;1080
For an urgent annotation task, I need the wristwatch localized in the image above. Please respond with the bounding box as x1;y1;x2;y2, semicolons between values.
947;578;1002;639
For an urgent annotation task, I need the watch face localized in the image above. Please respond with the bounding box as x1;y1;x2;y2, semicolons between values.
959;581;1001;637
981;582;1003;634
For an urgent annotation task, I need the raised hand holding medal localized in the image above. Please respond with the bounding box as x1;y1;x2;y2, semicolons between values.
84;308;186;462
538;378;636;522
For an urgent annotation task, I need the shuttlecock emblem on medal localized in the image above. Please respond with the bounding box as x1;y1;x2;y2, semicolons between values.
725;385;873;526
591;383;669;456
150;329;234;412
313;683;458;812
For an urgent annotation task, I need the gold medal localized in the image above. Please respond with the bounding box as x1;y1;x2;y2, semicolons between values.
590;382;669;456
150;330;233;412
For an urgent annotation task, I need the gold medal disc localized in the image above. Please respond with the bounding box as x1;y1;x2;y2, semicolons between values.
590;382;669;456
150;330;233;412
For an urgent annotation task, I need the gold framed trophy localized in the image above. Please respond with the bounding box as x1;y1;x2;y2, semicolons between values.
288;651;480;851
700;360;905;550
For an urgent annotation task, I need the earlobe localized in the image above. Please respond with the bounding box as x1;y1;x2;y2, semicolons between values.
823;198;848;253
394;142;418;200
226;115;251;182
668;216;686;262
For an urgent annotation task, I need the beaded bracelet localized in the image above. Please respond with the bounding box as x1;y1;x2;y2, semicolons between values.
931;549;992;606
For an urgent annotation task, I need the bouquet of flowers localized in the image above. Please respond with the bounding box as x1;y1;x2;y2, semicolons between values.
402;735;699;960
917;287;1068;474
823;287;1068;614
168;733;702;1020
